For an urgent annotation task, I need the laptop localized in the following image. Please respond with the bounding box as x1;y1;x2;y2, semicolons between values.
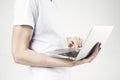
47;26;114;60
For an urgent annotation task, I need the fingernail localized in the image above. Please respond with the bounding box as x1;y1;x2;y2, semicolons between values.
99;43;101;46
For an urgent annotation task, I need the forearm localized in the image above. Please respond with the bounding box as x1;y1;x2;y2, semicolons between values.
13;49;73;67
12;26;73;67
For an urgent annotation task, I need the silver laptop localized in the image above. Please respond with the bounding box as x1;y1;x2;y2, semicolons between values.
47;26;114;60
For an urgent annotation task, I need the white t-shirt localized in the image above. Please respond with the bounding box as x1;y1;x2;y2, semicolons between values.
13;0;71;80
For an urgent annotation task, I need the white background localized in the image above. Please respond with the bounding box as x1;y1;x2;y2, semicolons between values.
0;0;120;80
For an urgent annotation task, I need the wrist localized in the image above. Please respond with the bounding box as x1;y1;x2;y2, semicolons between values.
66;60;76;67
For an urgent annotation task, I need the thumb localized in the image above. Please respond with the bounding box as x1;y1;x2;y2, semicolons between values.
68;41;74;47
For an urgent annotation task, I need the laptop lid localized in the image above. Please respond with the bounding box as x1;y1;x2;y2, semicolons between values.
75;26;114;60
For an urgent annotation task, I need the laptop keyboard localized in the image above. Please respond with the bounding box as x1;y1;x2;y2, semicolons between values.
59;51;79;58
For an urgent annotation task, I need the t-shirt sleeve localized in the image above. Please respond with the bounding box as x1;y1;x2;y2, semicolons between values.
13;0;39;28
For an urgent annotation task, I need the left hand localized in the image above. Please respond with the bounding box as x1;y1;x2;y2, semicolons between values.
67;37;83;52
73;42;101;66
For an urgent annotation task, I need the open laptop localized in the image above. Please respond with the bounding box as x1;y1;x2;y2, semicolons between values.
47;26;114;60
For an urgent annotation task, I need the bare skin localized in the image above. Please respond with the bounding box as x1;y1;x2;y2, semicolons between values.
67;37;83;51
12;25;101;67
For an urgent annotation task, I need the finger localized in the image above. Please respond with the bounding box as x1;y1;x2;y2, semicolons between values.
77;43;101;64
87;43;101;62
99;47;101;51
77;38;83;48
93;42;100;52
81;39;83;47
98;43;101;51
76;38;80;47
72;38;79;52
67;37;82;51
71;37;79;51
68;40;73;47
85;42;100;59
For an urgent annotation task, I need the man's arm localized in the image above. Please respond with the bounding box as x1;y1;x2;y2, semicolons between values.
12;25;74;67
12;25;101;67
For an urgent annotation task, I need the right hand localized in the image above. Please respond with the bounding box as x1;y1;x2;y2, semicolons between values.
67;37;83;52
